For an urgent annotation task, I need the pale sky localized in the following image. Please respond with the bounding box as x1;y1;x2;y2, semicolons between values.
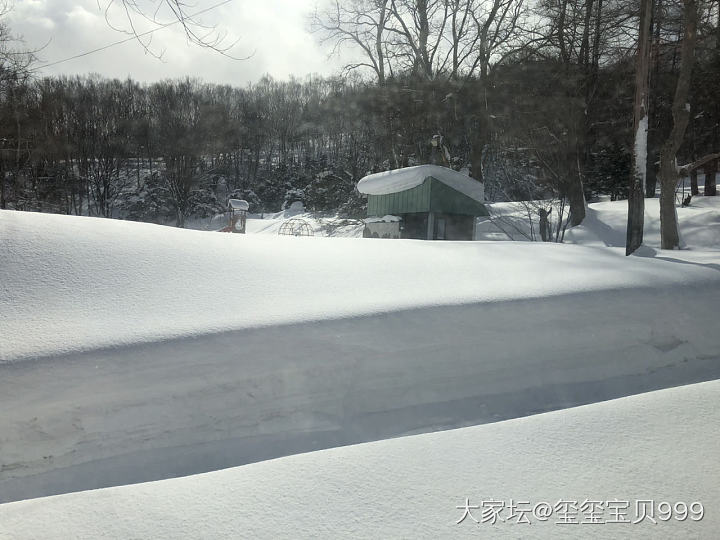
9;0;344;85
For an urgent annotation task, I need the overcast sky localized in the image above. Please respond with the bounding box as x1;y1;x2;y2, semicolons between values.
9;0;344;85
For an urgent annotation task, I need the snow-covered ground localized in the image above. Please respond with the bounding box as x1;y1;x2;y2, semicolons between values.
1;195;719;535
566;196;720;249
245;210;365;237
1;380;718;539
4;200;718;363
185;205;366;237
235;191;720;250
478;195;720;249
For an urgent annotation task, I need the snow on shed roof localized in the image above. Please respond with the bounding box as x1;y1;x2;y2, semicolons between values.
228;199;249;211
364;215;401;224
357;165;484;203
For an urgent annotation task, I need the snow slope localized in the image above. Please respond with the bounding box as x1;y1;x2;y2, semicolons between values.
2;207;720;504
565;196;720;249
478;195;720;250
1;380;718;539
2;208;718;362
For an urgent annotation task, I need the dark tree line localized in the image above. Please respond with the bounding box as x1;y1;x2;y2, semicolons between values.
0;0;718;229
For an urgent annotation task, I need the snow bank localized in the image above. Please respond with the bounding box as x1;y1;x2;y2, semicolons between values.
2;380;718;539
2;208;719;505
244;212;364;237
2;280;719;503
565;196;720;250
479;196;720;250
357;164;485;202
2;209;718;362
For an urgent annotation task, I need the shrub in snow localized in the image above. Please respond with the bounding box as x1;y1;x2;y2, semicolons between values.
188;189;225;219
304;169;359;213
118;173;175;224
585;142;631;201
282;188;306;210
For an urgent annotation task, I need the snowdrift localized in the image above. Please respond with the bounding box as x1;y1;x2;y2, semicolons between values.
566;196;720;249
1;207;719;506
1;380;718;539
478;195;720;249
1;208;718;362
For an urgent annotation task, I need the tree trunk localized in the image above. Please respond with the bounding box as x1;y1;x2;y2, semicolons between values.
626;0;653;255
579;0;595;67
416;0;431;78
376;1;388;84
567;165;586;226
659;0;697;250
690;169;699;195
646;0;662;198
557;0;569;64
646;146;659;197
705;158;718;196
469;77;490;183
659;157;681;248
0;157;5;209
710;0;720;196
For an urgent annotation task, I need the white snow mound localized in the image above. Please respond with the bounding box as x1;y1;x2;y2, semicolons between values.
1;380;718;539
1;209;719;362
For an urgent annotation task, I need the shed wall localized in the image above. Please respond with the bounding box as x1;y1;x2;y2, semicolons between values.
366;176;487;217
428;179;488;216
367;179;431;215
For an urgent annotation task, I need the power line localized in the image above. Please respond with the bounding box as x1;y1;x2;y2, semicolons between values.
35;0;237;70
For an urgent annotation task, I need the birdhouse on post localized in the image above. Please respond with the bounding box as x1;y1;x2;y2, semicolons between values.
228;199;249;234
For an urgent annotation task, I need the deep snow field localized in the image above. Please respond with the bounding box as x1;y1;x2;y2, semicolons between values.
478;194;720;248
1;195;719;538
3;199;719;362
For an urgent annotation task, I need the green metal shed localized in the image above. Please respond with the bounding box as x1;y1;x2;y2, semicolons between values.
358;165;488;240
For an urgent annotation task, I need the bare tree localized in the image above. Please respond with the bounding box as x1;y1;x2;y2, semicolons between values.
468;0;527;81
701;0;720;196
659;0;697;249
151;78;208;227
626;0;653;255
386;0;449;78
0;2;32;71
0;1;35;209
105;0;242;58
313;0;528;83
445;0;476;79
312;0;391;84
